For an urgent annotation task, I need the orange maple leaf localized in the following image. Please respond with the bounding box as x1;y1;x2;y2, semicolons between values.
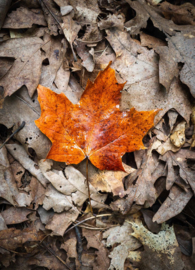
35;63;159;171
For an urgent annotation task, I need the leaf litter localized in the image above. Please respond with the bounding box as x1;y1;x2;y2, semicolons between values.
0;0;195;269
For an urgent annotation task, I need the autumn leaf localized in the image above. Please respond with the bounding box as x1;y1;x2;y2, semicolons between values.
35;63;159;171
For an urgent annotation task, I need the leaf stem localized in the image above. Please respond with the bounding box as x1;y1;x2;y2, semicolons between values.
86;158;93;213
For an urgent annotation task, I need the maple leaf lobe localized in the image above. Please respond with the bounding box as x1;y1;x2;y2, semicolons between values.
35;63;159;171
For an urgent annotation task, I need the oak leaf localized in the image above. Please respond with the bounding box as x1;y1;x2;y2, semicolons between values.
35;63;159;171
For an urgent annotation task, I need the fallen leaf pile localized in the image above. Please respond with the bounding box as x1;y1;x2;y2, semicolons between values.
0;0;195;269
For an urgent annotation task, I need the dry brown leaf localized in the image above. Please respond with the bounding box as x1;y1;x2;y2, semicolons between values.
110;139;166;214
103;221;142;270
2;7;47;29
0;37;43;98
60;5;73;16
155;45;179;91
133;144;166;207
153;185;193;224
60;13;81;60
40;34;67;91
38;206;54;225
168;110;178;132
0;147;44;208
0;57;14;80
45;208;80;236
160;149;195;194
82;24;103;42
54;65;70;94
106;29;191;124
0;86;51;159
98;14;125;31
124;0;149;35
140;32;166;49
38;160;107;235
61;237;77;261
125;0;195;36
75;40;95;72
159;2;195;26
0;227;44;251
39;0;61;36
71;0;100;24
156;33;195;96
1;207;32;225
82;229;110;270
43;184;73;213
171;33;195;98
6;144;48;187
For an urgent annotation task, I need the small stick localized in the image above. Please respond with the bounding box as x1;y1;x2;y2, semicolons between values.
75;226;83;267
64;213;112;235
0;121;25;150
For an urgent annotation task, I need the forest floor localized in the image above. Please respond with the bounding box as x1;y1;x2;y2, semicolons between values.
0;0;195;269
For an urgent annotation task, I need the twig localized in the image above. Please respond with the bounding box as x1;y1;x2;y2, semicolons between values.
39;0;61;24
75;224;112;230
0;121;25;150
64;213;112;235
76;38;103;44
75;227;83;267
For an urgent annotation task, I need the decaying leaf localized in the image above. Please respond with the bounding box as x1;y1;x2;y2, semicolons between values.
83;229;110;270
160;149;195;194
2;7;47;29
0;146;44;208
170;121;186;148
1;207;32;225
35;63;159;171
6;144;48;187
0;227;44;251
45;208;80;236
0;86;51;159
39;34;67;91
159;2;195;26
125;0;195;36
106;30;192;124
128;220;184;270
156;33;195;96
153;185;193;224
39;0;61;36
0;37;43;98
103;221;142;270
